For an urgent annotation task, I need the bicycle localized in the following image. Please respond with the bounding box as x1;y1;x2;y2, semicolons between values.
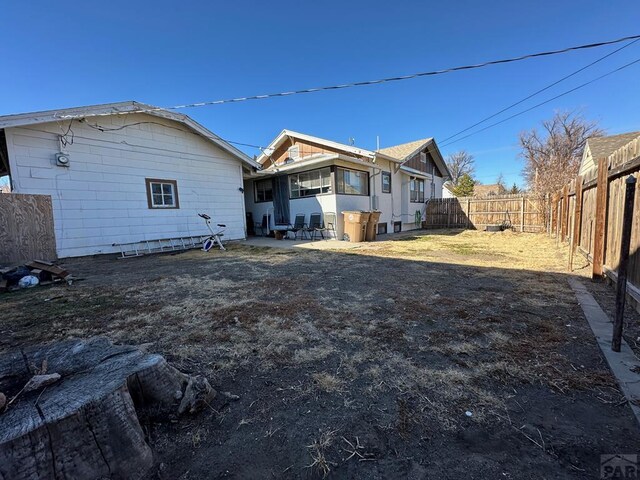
198;213;226;251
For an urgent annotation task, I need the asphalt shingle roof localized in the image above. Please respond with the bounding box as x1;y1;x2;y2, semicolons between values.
588;132;640;159
378;138;432;160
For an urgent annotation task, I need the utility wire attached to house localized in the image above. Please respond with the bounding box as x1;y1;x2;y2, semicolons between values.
55;33;640;121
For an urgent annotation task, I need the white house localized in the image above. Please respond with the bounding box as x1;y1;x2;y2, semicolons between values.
0;101;260;258
244;130;450;239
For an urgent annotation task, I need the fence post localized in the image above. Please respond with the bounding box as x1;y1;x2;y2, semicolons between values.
592;157;609;279
563;184;571;242
551;193;558;236
466;198;471;229
520;196;525;232
612;175;637;352
568;175;583;272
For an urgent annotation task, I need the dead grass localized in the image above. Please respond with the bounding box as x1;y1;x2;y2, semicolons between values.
311;372;346;393
0;229;624;477
306;429;338;478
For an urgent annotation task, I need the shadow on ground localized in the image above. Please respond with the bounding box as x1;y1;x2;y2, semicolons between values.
1;231;638;479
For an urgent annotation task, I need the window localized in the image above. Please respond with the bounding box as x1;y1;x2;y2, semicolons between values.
336;167;369;196
420;152;427;164
146;179;179;209
381;171;391;194
289;167;331;198
254;179;273;203
410;177;425;203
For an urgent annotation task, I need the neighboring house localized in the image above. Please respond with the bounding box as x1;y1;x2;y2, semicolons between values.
473;183;505;197
0;101;260;258
578;131;640;176
442;182;456;198
244;130;450;239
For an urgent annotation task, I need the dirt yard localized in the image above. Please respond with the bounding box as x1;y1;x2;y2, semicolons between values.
2;230;639;479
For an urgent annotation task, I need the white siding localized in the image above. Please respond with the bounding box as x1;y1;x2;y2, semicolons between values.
6;113;247;257
243;157;446;239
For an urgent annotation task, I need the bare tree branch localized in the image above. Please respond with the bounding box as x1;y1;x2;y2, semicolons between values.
520;111;604;196
446;150;475;185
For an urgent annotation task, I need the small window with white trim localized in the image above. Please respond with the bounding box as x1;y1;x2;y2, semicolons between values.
410;177;425;203
146;179;179;209
381;171;391;193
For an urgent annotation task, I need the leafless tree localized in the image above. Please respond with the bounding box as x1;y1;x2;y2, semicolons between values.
520;111;604;196
446;150;475;185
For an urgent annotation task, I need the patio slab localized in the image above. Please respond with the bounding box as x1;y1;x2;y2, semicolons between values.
242;236;365;250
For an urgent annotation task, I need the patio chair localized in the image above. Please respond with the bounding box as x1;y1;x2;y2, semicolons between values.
288;213;308;240
323;212;337;239
308;212;325;240
254;214;270;236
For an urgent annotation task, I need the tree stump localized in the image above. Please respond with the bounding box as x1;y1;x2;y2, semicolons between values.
0;337;208;480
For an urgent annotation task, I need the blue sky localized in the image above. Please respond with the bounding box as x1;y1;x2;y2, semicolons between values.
2;1;639;188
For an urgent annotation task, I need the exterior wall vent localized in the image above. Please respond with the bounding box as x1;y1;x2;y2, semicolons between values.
288;145;300;160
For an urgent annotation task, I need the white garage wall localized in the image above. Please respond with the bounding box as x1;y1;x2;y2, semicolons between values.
6;113;247;258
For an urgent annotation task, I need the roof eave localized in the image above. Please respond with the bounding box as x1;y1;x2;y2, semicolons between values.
0;101;260;169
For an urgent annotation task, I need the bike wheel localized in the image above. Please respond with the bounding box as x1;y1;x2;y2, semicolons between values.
202;238;214;252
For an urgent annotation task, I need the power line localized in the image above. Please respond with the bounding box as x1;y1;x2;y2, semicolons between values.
440;39;640;144
55;33;640;120
440;56;640;148
82;119;267;150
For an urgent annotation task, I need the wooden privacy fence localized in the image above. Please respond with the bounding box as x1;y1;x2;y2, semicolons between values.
0;193;57;265
553;136;640;308
424;194;549;232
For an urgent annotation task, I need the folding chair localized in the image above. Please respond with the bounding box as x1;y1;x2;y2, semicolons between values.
288;213;308;239
323;212;337;239
308;212;325;240
255;214;270;236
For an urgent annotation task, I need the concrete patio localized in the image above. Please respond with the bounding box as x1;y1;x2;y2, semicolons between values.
241;235;364;250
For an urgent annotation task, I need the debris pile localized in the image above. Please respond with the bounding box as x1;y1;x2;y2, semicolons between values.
0;260;74;293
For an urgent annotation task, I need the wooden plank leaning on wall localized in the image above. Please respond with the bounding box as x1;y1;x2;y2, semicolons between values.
568;176;583;271
592;157;609;279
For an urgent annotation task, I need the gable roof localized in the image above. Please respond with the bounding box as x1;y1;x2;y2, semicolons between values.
256;129;402;165
378;138;433;160
0;101;260;169
587;131;640;159
379;137;451;179
473;184;506;197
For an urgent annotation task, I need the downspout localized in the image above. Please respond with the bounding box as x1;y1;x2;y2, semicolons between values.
370;157;381;211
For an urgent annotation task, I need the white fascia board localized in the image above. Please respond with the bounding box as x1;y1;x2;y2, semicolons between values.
374;152;403;163
400;165;433;179
0;101;260;169
258;153;376;175
257;129;378;165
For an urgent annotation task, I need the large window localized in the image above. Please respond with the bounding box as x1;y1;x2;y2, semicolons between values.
146;178;179;209
289;167;331;198
381;171;391;193
254;179;273;203
336;167;369;196
410;177;425;203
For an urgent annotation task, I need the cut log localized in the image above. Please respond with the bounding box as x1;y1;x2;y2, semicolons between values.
0;337;207;480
